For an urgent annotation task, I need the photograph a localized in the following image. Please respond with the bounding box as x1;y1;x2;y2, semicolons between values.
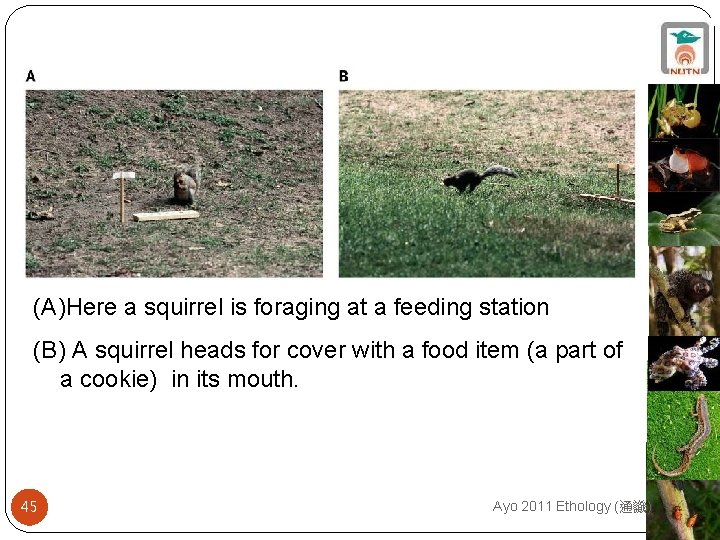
26;90;323;277
339;90;635;277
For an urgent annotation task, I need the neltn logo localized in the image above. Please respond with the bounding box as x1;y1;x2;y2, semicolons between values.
661;22;709;75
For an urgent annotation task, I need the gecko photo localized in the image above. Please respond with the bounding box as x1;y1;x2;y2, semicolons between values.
648;336;720;391
339;90;635;277
25;90;323;277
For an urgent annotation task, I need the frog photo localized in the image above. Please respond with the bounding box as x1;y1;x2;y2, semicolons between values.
649;84;720;139
659;208;702;233
649;192;720;246
657;99;701;138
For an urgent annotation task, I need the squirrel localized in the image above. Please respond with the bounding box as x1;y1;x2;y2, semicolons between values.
442;165;518;193
654;269;713;336
173;165;199;205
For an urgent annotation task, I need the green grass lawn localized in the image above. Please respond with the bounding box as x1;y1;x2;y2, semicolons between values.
647;392;720;480
339;90;635;277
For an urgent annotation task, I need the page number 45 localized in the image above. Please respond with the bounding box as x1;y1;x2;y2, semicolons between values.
11;489;48;526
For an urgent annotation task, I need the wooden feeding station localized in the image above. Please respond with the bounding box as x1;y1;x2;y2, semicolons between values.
113;170;199;223
133;210;200;222
578;163;635;204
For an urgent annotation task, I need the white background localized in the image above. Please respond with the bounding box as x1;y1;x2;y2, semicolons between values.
2;1;715;538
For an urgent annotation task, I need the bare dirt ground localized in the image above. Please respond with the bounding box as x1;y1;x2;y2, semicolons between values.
26;90;323;277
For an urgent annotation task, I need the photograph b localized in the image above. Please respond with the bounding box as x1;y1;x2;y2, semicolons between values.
339;90;635;277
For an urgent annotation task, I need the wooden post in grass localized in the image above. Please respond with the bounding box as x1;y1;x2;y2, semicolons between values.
615;163;620;198
113;171;136;223
578;163;634;204
608;162;632;199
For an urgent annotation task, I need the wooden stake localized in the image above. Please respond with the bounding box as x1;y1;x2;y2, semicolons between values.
604;162;634;202
112;172;136;224
119;177;125;223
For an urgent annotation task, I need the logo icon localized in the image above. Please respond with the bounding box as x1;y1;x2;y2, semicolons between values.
672;30;701;44
662;22;709;74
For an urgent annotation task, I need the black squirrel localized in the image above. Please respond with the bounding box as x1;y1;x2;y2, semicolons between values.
173;165;199;205
442;165;518;193
654;269;713;336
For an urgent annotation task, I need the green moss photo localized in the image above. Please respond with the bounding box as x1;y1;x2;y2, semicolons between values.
647;392;720;480
339;90;635;277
